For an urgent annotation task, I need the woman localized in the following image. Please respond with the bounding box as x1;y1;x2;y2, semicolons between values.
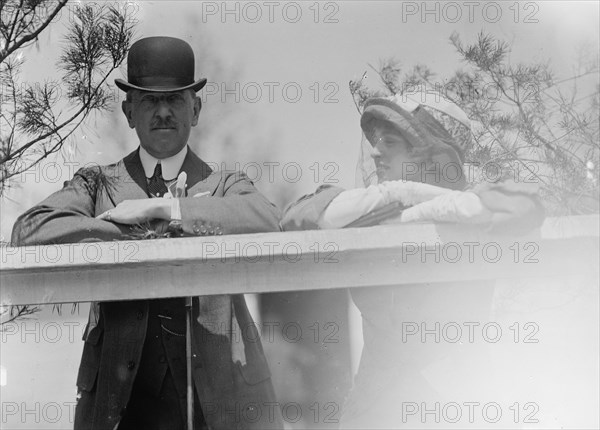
284;93;541;232
281;93;544;428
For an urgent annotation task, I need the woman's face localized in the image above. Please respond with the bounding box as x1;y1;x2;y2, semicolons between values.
370;129;422;183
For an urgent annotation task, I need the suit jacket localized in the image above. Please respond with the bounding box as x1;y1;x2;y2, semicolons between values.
11;147;284;430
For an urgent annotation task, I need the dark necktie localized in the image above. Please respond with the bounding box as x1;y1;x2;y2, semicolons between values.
147;162;168;198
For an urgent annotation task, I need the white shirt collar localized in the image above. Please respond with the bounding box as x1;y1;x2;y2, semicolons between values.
139;145;188;181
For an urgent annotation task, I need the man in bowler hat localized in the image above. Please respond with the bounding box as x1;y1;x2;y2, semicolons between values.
12;37;283;430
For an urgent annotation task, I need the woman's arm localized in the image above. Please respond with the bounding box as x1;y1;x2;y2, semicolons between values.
284;180;544;233
399;181;544;233
318;181;452;229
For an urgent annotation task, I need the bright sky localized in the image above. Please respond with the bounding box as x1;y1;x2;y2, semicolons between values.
1;0;598;241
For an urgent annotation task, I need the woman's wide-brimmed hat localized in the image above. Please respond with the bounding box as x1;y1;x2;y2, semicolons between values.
356;92;472;189
115;36;207;93
360;92;470;164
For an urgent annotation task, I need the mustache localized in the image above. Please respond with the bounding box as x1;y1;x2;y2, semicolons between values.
151;119;178;129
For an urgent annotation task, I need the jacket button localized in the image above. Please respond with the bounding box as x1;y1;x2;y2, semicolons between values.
127;361;136;370
136;310;143;320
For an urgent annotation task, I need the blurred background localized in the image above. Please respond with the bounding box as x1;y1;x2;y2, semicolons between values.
1;1;598;428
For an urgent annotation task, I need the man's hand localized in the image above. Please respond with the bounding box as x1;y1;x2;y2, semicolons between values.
97;199;170;224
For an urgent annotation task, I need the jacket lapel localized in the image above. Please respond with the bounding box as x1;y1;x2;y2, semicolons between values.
94;148;148;215
122;146;216;195
101;146;218;209
123;148;151;198
180;147;213;189
179;147;229;198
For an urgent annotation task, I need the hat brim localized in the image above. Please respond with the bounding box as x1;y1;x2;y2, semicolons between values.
361;97;463;164
115;78;207;93
361;97;465;185
361;98;425;147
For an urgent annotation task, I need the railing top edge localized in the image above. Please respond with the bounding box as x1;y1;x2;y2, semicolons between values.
1;215;598;272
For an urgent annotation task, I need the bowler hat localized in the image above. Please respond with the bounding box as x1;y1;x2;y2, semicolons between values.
115;36;207;93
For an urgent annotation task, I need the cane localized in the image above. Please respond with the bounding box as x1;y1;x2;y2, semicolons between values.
185;296;194;430
174;172;194;430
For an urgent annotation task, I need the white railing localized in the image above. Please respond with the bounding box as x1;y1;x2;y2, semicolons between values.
1;215;598;306
1;215;598;429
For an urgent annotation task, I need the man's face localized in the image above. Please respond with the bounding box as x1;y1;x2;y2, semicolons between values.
122;90;201;159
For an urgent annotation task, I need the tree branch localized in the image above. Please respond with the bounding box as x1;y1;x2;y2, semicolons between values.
0;0;68;63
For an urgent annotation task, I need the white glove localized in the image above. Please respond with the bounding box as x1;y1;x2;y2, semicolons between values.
400;191;493;224
319;180;452;229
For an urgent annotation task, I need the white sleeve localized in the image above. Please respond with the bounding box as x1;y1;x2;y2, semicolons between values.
318;181;452;229
400;191;493;224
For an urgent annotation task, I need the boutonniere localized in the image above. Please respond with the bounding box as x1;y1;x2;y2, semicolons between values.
126;171;189;240
169;171;188;198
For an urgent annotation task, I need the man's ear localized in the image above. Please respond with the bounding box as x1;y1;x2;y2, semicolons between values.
191;95;201;127
122;101;135;129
